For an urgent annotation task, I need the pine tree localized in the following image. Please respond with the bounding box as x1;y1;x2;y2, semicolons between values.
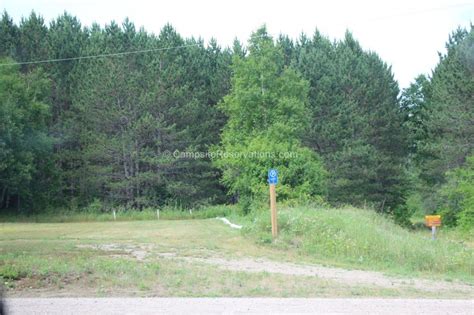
0;11;18;58
418;26;474;187
296;31;409;213
17;11;49;72
409;26;474;215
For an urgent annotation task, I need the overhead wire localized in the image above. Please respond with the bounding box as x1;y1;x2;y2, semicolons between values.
0;2;472;67
0;43;201;67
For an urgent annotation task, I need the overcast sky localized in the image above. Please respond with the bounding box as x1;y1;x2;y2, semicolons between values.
2;0;473;88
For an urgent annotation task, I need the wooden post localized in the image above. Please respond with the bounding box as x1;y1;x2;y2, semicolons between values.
270;184;278;238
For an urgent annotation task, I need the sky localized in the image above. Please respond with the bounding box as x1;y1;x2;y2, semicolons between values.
2;0;473;88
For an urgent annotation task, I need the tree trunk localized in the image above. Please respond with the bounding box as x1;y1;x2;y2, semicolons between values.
135;139;140;204
5;193;10;209
0;186;6;208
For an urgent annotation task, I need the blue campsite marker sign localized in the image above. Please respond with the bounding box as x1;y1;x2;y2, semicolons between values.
268;169;278;185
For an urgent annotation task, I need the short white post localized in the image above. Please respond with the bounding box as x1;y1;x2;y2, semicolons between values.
431;226;436;240
156;209;160;220
113;210;116;221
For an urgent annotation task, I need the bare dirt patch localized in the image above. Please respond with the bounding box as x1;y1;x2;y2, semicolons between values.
76;243;152;261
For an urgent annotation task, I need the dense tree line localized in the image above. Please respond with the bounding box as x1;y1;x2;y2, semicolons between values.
0;11;472;228
1;11;232;211
290;31;408;213
401;25;473;228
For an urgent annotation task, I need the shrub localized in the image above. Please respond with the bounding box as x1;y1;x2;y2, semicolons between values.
439;155;474;231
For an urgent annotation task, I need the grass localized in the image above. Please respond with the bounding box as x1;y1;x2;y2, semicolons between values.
0;205;472;297
0;205;234;223
0;219;415;298
243;205;474;282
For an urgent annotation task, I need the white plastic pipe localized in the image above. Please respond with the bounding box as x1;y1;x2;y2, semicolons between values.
216;217;242;229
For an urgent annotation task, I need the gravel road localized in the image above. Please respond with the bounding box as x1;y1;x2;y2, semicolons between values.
4;298;473;314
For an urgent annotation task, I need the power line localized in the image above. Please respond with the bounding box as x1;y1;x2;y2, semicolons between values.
0;2;472;67
0;43;201;67
0;33;275;67
0;34;275;68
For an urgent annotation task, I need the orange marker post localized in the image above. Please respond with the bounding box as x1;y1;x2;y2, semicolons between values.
425;215;442;240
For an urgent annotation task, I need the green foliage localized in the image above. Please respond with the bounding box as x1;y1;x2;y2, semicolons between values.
0;204;236;223
402;26;474;220
0;12;234;211
439;156;474;232
0;59;56;212
17;11;49;71
214;27;327;209
417;26;474;186
294;31;409;214
401;74;431;157
0;263;28;280
405;192;425;219
84;198;104;213
1;9;471;226
0;11;18;58
60;22;231;208
458;207;474;233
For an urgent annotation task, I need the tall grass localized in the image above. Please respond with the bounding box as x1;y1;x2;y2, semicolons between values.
0;204;234;223
244;205;474;282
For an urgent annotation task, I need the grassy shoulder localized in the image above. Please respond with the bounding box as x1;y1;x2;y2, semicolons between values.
1;219;409;298
1;238;420;298
0;205;472;297
242;205;473;283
